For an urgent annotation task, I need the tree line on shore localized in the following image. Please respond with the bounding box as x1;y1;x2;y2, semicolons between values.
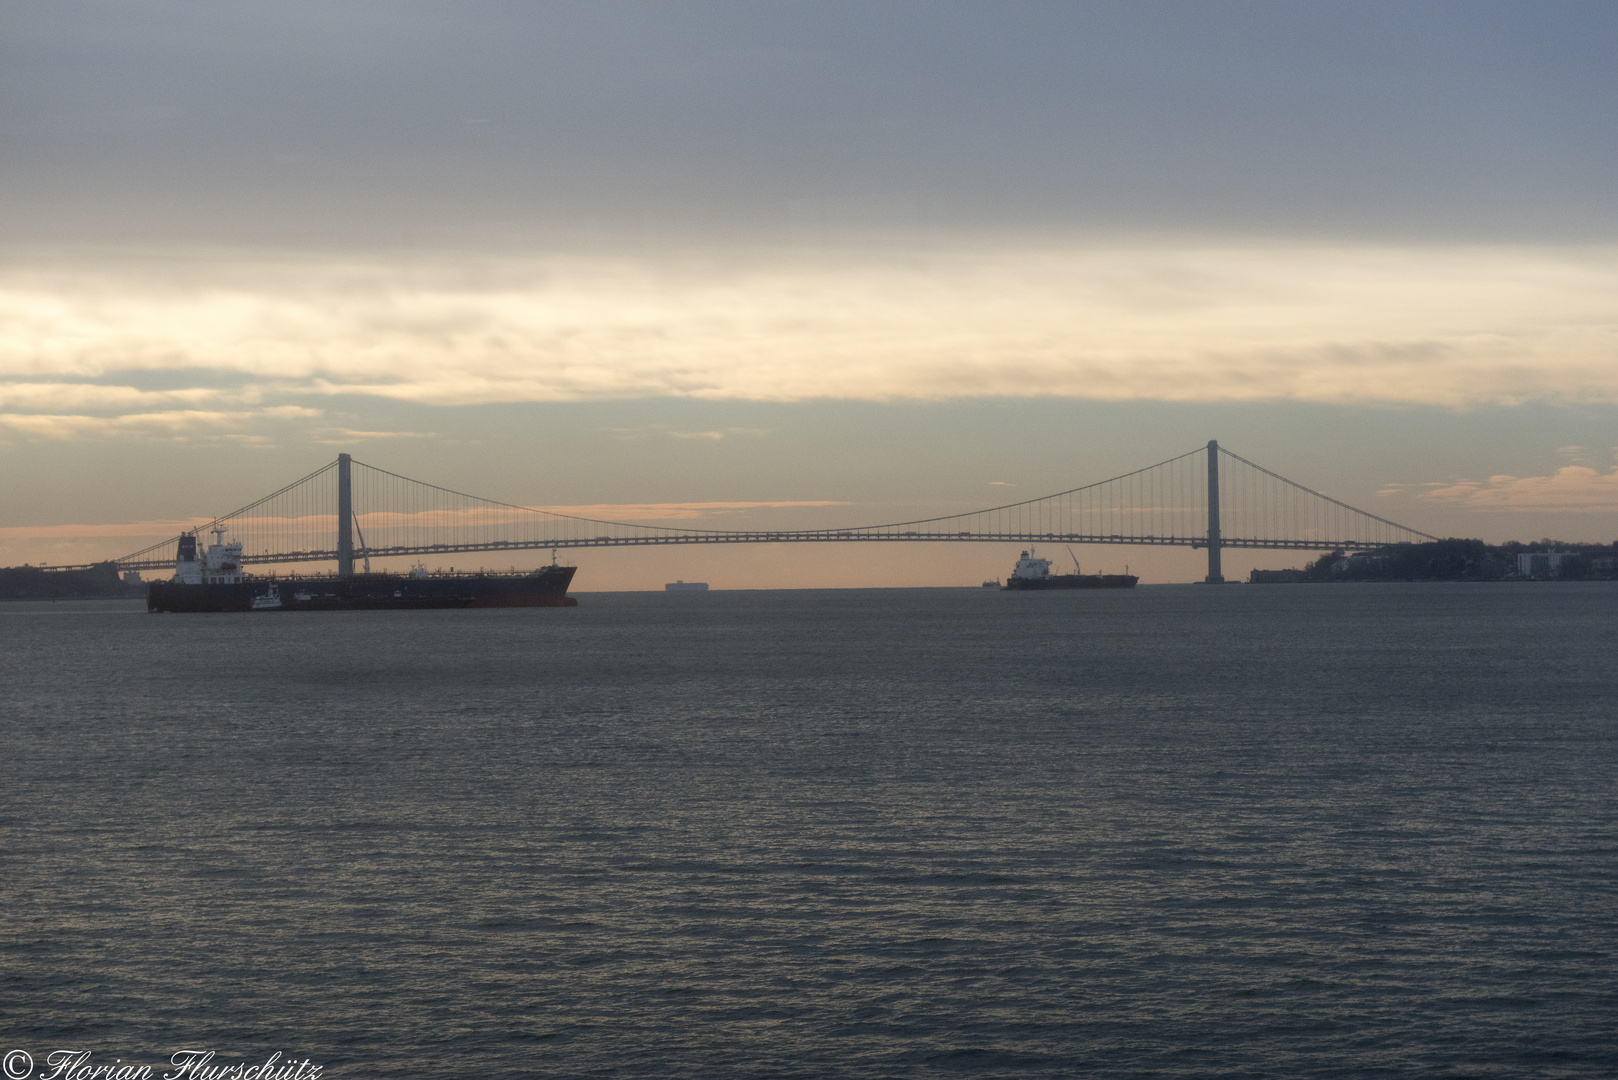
0;562;137;600
1272;539;1618;583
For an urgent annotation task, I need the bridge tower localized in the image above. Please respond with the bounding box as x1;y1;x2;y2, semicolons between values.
337;452;354;578
1205;439;1223;583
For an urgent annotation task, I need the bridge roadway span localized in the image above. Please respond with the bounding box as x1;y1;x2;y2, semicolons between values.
112;531;1388;573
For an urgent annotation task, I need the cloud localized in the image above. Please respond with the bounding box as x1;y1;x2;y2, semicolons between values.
528;501;846;522
309;428;436;445
1421;466;1618;511
0;382;262;412
607;425;770;441
345;501;849;525
0;518;215;540
2;244;1616;424
0;406;321;441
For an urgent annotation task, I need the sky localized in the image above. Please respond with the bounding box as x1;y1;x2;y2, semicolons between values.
2;1;1615;587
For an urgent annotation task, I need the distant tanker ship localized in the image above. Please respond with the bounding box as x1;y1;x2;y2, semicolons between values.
147;529;577;612
1000;549;1137;591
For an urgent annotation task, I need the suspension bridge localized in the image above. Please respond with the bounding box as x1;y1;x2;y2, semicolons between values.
63;441;1435;584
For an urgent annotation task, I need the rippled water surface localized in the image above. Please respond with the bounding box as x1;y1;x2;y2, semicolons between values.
4;584;1616;1078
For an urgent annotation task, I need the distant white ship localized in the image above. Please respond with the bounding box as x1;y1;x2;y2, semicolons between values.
665;580;709;592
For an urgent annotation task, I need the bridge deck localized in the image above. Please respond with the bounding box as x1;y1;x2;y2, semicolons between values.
103;532;1402;573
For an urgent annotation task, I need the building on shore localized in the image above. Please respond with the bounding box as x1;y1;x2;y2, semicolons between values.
1518;552;1572;579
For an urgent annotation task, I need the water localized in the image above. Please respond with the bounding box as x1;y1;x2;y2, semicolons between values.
3;585;1615;1078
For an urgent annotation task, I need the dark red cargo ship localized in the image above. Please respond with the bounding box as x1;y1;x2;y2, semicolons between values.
147;531;577;612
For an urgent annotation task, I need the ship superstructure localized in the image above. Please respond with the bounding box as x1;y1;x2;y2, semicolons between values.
1010;551;1055;583
188;527;245;586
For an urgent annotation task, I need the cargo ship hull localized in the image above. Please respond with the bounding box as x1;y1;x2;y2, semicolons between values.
1002;573;1138;590
149;566;577;613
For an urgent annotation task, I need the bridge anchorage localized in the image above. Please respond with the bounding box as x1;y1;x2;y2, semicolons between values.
97;441;1436;581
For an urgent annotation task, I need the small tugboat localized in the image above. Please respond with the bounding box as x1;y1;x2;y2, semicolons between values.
1000;548;1137;591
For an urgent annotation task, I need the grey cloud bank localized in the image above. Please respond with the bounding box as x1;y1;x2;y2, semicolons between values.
3;1;1615;249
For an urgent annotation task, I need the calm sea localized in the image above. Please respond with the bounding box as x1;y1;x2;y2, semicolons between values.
3;585;1615;1078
